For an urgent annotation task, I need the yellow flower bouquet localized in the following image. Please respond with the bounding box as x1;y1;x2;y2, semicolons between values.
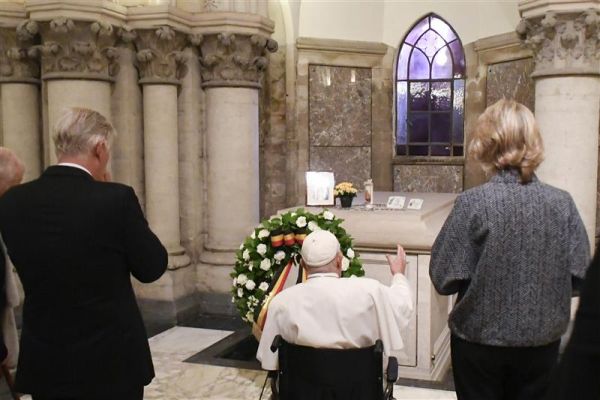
334;182;358;198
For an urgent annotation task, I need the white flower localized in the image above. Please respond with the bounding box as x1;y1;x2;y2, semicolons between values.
257;244;267;256
274;251;286;262
237;274;248;285
249;263;253;271
347;248;355;259
232;277;237;286
341;257;350;271
260;258;271;271
291;212;297;217
308;221;321;232
231;297;235;303
259;282;269;291
242;249;250;261
239;243;244;250
245;280;256;290
323;211;334;220
237;288;243;297
246;311;254;321
258;229;270;239
296;216;307;228
250;231;256;239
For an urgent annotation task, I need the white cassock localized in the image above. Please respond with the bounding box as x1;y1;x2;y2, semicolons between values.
256;272;413;370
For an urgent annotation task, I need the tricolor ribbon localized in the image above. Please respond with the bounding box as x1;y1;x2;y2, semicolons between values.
252;258;307;339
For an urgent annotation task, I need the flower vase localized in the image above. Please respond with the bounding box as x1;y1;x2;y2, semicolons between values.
340;195;354;208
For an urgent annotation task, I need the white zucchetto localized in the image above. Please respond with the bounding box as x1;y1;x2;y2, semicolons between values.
300;230;340;267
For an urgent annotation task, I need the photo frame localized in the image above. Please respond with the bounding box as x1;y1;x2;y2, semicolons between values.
306;171;335;206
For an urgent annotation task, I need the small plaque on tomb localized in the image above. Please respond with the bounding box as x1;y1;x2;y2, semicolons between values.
386;196;406;209
407;198;424;210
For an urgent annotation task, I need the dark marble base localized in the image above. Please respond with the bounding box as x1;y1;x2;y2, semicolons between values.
185;327;261;371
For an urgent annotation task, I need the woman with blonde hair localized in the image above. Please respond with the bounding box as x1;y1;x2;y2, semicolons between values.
430;99;590;400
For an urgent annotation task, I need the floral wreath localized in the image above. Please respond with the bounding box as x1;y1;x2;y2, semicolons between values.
231;208;365;331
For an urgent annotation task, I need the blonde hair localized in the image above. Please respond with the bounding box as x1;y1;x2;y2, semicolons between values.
469;99;543;183
53;107;115;158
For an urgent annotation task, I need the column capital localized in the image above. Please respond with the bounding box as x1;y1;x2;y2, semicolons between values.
38;18;119;82
193;32;277;89
133;26;188;85
0;20;40;84
517;9;600;77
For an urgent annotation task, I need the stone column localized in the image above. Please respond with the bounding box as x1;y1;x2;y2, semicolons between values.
39;18;118;165
517;7;600;246
112;26;145;207
0;20;41;181
135;26;190;270
195;33;277;296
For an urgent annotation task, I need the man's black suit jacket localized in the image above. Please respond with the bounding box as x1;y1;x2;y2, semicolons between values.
0;166;167;397
547;247;600;399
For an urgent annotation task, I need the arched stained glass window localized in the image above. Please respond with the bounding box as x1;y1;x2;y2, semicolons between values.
395;14;466;157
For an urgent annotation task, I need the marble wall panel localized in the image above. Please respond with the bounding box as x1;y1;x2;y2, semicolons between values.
393;165;463;193
310;146;371;189
486;57;535;111
309;65;371;147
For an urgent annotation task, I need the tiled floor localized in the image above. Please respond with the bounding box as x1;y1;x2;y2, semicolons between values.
146;326;457;400
1;326;456;400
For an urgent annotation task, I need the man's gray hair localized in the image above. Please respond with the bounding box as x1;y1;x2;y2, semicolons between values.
53;107;115;157
0;147;24;193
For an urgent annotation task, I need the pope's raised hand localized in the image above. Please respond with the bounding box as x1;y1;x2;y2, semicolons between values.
386;244;407;276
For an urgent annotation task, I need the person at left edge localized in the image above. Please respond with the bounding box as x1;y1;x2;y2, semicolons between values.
0;107;168;400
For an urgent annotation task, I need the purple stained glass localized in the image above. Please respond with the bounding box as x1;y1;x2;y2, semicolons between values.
431;81;451;111
432;46;453;79
431;113;451;142
409;82;429;111
449;40;466;77
396;82;408;144
408;114;429;142
408;48;430;79
453;80;465;143
431;145;451;156
453;146;464;156
416;30;446;60
408;145;429;156
405;17;430;45
396;44;411;80
430;17;457;43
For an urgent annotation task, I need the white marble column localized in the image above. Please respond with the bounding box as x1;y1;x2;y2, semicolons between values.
39;19;118;165
0;21;41;181
205;87;260;250
535;77;600;244
194;32;277;295
135;26;190;269
518;7;600;246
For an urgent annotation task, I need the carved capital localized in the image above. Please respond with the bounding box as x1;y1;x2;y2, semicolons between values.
134;26;188;85
195;33;278;89
38;18;119;82
517;9;600;77
0;20;41;84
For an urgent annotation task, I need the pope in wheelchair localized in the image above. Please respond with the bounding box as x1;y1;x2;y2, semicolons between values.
256;230;414;400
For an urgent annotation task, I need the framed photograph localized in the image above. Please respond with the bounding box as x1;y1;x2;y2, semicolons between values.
386;196;406;209
306;171;335;206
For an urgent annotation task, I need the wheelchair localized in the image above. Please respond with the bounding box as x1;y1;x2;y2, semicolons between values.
268;335;399;400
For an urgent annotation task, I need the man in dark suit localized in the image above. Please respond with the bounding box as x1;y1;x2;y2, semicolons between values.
0;108;168;400
547;248;600;399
